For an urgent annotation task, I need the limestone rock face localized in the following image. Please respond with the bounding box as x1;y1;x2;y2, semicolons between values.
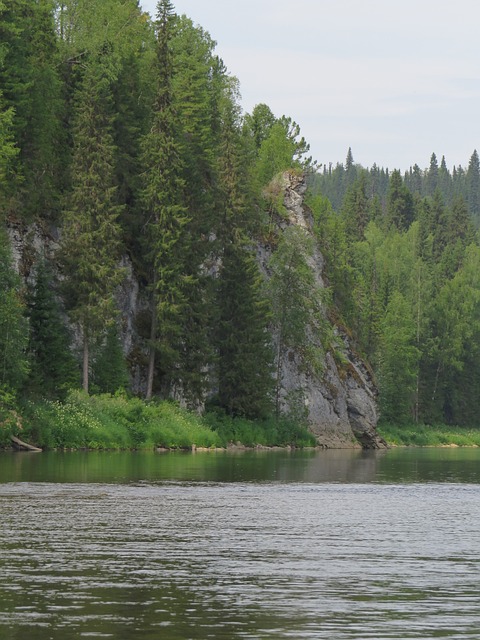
262;172;386;449
8;172;386;448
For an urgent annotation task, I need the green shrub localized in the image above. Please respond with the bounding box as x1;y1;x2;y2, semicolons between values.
377;422;480;447
204;409;316;448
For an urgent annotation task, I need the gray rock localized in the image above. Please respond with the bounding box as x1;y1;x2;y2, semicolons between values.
262;172;386;449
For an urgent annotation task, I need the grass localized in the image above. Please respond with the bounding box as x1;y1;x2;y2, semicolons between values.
204;409;317;448
13;390;316;451
377;422;480;447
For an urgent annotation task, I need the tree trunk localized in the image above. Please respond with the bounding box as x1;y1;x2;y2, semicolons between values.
82;334;89;394
146;294;157;401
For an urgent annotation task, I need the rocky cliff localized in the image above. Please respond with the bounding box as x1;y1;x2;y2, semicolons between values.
7;173;386;449
260;172;386;449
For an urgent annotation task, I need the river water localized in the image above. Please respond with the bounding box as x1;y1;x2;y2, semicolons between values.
1;448;480;639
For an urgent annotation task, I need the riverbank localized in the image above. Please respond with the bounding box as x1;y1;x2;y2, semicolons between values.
0;391;316;451
377;423;480;447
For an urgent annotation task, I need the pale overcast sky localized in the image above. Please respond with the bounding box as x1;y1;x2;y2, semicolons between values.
140;0;480;172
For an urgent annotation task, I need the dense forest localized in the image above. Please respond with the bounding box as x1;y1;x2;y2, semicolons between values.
0;0;479;444
309;149;480;426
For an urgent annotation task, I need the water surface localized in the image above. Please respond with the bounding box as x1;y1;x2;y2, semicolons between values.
1;448;480;639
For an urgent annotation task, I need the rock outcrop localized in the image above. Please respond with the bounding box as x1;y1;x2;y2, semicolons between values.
7;173;386;449
260;172;386;449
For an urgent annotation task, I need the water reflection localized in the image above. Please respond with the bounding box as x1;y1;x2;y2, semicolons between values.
1;447;480;485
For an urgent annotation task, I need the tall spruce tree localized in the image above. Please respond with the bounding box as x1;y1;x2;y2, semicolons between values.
61;57;125;393
342;172;370;240
466;149;480;225
26;260;78;398
386;169;415;231
213;79;274;417
140;0;189;400
425;152;439;196
216;242;274;418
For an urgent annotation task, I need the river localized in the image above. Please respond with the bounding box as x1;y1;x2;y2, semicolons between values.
1;448;480;639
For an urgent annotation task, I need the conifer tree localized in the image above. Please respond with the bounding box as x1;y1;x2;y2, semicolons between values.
61;57;125;393
244;103;276;150
213;78;274;417
216;242;274;418
140;0;189;400
437;155;452;204
425;152;439;196
344;146;357;187
91;324;129;395
386;169;415;231
26;260;78;398
0;229;29;394
342;173;370;240
0;95;18;207
466;149;480;225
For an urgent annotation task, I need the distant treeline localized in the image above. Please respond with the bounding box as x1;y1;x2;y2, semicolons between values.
310;147;480;224
308;148;479;426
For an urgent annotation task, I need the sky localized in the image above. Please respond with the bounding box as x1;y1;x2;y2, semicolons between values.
139;0;480;172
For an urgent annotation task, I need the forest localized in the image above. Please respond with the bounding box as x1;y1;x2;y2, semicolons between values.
0;0;479;448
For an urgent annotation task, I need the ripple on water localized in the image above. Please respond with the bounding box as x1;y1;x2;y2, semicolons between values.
1;482;480;639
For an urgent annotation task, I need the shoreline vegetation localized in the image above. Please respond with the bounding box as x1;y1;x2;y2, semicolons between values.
0;391;317;452
1;391;479;452
377;424;480;448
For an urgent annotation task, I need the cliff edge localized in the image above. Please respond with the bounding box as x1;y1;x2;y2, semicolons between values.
260;172;386;449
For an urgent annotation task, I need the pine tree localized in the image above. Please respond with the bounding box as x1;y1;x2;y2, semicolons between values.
212;78;275;418
244;103;276;150
437;155;452;204
344;146;357;187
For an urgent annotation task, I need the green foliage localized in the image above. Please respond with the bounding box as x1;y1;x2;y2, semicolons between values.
91;325;129;395
377;423;480;448
215;241;274;419
1;0;479;439
255;122;299;188
60;56;125;391
0;230;29;393
204;409;316;448
244;103;276;150
139;0;191;399
25;260;78;399
267;226;331;416
0;385;23;447
377;291;420;424
22;391;222;450
0;97;18;205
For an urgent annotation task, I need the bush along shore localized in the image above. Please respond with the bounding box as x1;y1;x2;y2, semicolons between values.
0;391;316;451
377;423;480;447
